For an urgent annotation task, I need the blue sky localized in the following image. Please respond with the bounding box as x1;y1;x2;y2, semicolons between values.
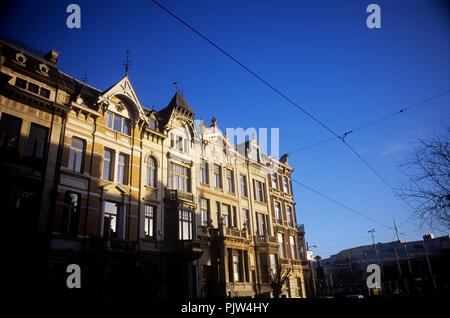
1;0;448;258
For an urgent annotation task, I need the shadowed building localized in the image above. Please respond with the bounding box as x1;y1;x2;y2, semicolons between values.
0;36;307;299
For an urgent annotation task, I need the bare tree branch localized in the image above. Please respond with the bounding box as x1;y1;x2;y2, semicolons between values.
397;126;450;231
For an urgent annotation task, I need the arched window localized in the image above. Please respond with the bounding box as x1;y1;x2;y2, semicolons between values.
147;156;157;187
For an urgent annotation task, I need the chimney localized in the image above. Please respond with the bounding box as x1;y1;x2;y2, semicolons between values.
44;49;59;64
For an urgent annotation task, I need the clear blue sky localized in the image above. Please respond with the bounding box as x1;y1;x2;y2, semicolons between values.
1;0;448;258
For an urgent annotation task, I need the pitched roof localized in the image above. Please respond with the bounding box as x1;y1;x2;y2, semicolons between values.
167;92;194;114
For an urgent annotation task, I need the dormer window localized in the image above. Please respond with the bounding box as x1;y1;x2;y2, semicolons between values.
15;52;27;65
149;119;156;130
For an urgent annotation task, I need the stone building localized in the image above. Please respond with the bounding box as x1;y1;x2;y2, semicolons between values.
0;37;306;299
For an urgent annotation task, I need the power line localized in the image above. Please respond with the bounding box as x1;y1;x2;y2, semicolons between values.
291;178;393;230
150;0;442;220
150;0;342;140
288;89;450;155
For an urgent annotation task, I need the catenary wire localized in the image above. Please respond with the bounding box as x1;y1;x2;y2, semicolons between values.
288;89;450;155
291;178;393;230
150;0;445;225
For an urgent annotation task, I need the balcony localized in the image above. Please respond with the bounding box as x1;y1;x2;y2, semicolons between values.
224;228;248;240
176;240;203;260
254;235;278;245
164;189;194;203
297;224;305;234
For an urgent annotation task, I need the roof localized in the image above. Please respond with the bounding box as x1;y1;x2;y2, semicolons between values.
167;92;194;114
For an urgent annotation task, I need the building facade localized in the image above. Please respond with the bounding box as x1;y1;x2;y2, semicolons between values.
0;37;306;299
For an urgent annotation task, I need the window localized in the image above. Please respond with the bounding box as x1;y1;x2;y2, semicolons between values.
271;173;278;189
259;253;269;283
221;204;230;228
278;233;286;258
200;159;208;184
176;135;183;152
286;206;294;227
15;77;27;89
68;137;85;173
149;119;156;130
0;113;21;151
200;198;209;226
117;153;129;185
213;164;222;188
178;210;193;240
106;112;113;128
274;202;282;224
113;114;122;132
168;162;190;192
39;87;50;99
171;133;190;154
102;148;114;181
144;205;155;238
106;111;131;136
240;175;248;197
251;147;259;162
257;213;267;236
233;251;242;282
232;207;238;228
13;78;50;99
297;278;303;298
226;169;234;193
242;209;251;233
104;201;118;239
27;82;39;94
62;192;80;236
270;254;278;275
24;123;47;159
282;177;290;194
147;156;157;187
254;180;266;202
290;235;298;259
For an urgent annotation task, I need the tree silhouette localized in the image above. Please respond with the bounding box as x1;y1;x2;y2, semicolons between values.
264;262;292;298
398;126;450;231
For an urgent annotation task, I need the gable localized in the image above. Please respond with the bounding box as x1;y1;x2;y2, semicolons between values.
97;76;148;124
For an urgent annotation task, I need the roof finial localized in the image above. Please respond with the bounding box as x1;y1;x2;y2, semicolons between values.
173;81;184;96
123;50;131;76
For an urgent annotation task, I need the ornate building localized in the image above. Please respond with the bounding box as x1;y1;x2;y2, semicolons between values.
0;37;307;299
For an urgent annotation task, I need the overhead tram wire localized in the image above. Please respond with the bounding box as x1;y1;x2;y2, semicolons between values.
150;0;343;140
291;178;393;230
150;0;442;220
287;89;450;155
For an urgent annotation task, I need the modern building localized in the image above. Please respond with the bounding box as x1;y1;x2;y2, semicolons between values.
318;233;450;297
0;36;307;299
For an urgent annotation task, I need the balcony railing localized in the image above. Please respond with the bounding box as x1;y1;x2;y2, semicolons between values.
224;228;247;239
254;235;278;244
164;189;194;202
